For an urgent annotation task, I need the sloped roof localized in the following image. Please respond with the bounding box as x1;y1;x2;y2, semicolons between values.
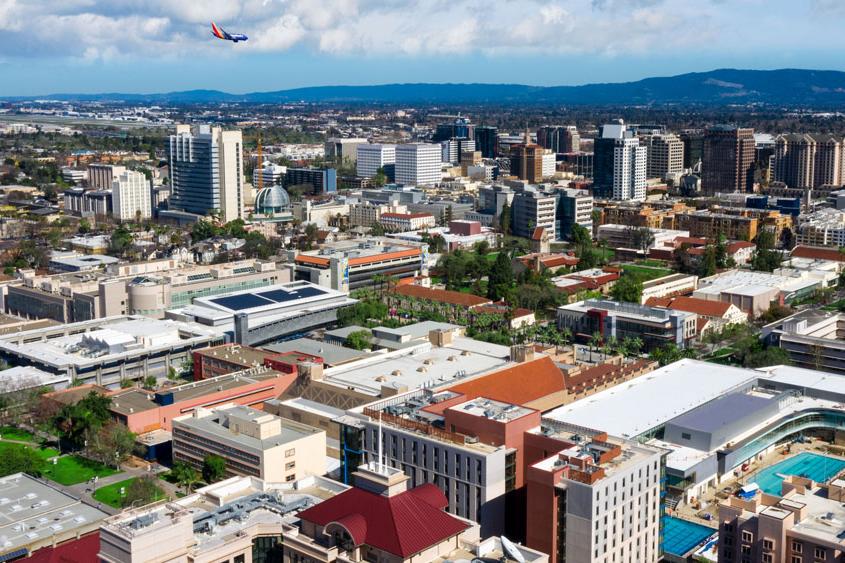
447;356;565;407
392;285;490;307
297;484;468;558
646;295;734;318
791;245;845;262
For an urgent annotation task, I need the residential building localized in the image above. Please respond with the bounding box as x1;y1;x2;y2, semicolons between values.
324;137;368;166
172;403;326;482
395;143;442;186
98;474;348;563
294;239;428;292
797;208;845;247
593;122;646;200
773;133;843;188
169;124;245;223
512;188;556;239
701;125;756;194
111;169;151;221
349;201;407;228
473;125;498;158
283;167;337;194
536;125;580;154
356;143;396;178
379;212;436;232
88;163;126;190
644;133;684;178
557;299;697;351
676;210;760;241
555;188;593;240
541;150;556;178
63;187;112;217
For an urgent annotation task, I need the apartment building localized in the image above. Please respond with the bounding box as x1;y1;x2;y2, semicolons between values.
512;188;556;239
556;188;593;240
111;169;151;221
774;133;844;188
676;210;760;241
593;122;647;201
172;404;326;482
348;201;407;228
379;212;437;232
797;208;845;247
701;125;756;195
644;133;684;178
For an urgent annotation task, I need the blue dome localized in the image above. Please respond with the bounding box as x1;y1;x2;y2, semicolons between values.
254;186;291;214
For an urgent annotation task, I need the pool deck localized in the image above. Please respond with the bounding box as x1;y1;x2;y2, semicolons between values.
662;515;717;557
749;451;845;495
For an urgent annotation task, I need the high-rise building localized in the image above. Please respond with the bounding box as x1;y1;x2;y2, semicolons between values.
510;132;545;184
701;125;756;195
593;122;646;201
680;130;705;170
324;137;368;166
541;151;556;179
512;187;556;239
283;167;337;194
474;125;498;158
537;125;580;154
644;133;684;179
395;143;442;186
774;133;843;189
111;169;151;221
168;124;245;222
434;117;473;142
440;138;475;164
556;188;593;240
356;144;396;178
87;164;126;190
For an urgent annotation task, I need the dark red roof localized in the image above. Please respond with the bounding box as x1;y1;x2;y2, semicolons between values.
297;484;468;557
26;532;99;563
791;245;845;262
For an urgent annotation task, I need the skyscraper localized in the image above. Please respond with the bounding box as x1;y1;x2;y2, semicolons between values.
537;125;580;154
168;124;244;222
434;117;474;142
644;133;684;179
593;122;646;201
440;138;475;165
111;169;151;221
680;130;705;170
474;126;498;158
395;144;442;186
701;125;755;195
774;133;843;188
356;144;396;178
510;131;544;183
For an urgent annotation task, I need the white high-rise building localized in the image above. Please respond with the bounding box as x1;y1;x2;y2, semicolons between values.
168;124;245;223
541;151;556;178
395;143;441;186
356;144;396;178
612;137;647;201
111;169;151;221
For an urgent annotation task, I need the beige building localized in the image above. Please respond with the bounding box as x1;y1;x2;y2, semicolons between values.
719;476;845;563
111;169;151;221
644;133;684;179
348;201;407;228
774;133;843;189
173;403;326;482
88;163;126;190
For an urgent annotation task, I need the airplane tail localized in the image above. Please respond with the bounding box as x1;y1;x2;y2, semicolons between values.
211;22;225;39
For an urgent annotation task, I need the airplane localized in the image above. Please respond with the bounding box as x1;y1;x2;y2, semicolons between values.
211;22;248;43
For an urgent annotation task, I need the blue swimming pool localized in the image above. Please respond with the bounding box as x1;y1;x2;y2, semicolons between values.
662;516;716;556
751;452;845;495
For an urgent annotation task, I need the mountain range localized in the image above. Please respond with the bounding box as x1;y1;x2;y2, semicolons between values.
5;69;845;106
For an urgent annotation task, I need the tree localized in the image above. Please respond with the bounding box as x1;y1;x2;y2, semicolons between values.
751;229;782;272
699;245;717;277
346;330;373;351
780;227;796;250
303;223;319;250
373;167;387;187
202;454;226;484
487;251;514;301
77;218;91;235
122;475;164;508
142;376;157;390
171;461;200;495
0;446;44;478
714;233;728;269
499;202;511;236
85;422;136;468
610;276;643;303
759;303;793;324
474;240;490;255
52;392;112;450
650;343;695;366
370;222;386;236
109;225;133;257
630;226;655;256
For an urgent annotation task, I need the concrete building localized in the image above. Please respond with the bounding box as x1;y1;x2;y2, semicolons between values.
593;122;647;201
763;309;845;375
646;295;747;333
701;125;756;195
111;169;151;221
252;163;287;187
98;474;348;563
474;125;498;158
169;124;245;223
509;137;545;184
440;138;475;165
638;273;700;305
644;133;684;179
283;167;337;194
797;208;845;247
386;221;498;252
379;212;436;232
356;144;396;178
325;137;368;166
63;187;112;217
87;163;126;190
597;224;690;255
694;269;821;317
395;144;442;186
536;125;579;154
557;298;697;352
349;201;407;228
555;188;593;240
173;403;326;482
512;188;556;239
774;133;843;188
0;473;107;561
294;239;427;292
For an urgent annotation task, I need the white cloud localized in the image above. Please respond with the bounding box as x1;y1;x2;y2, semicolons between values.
0;0;841;62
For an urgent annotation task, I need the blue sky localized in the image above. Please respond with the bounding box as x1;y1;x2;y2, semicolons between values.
1;0;845;95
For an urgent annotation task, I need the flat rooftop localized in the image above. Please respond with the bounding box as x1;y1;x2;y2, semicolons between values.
321;337;511;397
263;338;370;366
452;397;534;422
769;489;845;544
544;359;757;439
0;473;107;557
197;344;273;368
695;269;819;296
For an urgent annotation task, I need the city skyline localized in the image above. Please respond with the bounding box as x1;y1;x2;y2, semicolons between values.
2;0;845;95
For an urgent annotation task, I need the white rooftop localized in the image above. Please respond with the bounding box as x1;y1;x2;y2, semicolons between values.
543;359;757;438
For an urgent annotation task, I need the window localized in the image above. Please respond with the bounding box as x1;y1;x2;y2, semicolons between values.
286;461;295;470
792;557;802;563
814;547;826;560
285;448;295;457
763;539;774;551
792;541;802;554
762;555;772;563
741;531;753;543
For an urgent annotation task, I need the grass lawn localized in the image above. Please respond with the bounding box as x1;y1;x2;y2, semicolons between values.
42;455;120;486
621;264;674;281
0;441;59;461
484;252;499;262
0;426;36;442
635;259;668;268
93;477;166;508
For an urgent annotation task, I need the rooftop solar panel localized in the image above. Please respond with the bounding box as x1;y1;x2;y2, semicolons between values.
259;286;326;303
210;293;274;311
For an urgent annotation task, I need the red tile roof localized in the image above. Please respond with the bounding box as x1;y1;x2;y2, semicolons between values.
297;484;468;557
645;295;735;318
26;532;99;563
392;285;491;307
727;241;756;253
447;356;565;407
531;226;547;241
381;212;434;219
791;245;845;262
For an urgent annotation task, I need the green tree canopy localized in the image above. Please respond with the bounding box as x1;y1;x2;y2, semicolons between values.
346;330;373;351
202;454;226;484
610;275;643;303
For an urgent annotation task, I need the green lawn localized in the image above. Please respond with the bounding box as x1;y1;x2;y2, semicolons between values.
0;426;36;442
0;441;59;460
635;259;669;268
41;455;120;486
621;264;674;281
93;477;166;508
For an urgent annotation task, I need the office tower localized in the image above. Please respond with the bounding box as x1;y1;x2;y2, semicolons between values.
283;168;337;193
395;144;441;186
593;122;646;201
111;169;151;221
168;124;245;222
434;117;474;142
356;144;396;178
512;187;556;239
701;125;756;195
510;131;544;183
253;163;286;187
324;137;367;166
537;125;580;153
440;138;475;165
474;125;498;158
680;130;705;169
87;164;126;190
645;133;684;178
774;134;842;188
556;188;593;240
541;151;556;179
